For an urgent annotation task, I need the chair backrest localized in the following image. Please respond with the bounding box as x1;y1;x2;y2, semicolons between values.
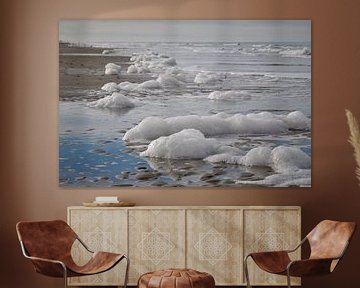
307;220;356;261
16;220;77;261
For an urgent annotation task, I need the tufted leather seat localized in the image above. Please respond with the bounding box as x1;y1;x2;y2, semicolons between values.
138;268;215;288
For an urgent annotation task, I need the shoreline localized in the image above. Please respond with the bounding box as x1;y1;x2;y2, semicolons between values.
59;44;151;100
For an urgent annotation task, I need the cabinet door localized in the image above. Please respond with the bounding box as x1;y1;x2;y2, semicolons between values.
187;209;243;285
128;209;186;284
68;208;127;286
243;209;301;286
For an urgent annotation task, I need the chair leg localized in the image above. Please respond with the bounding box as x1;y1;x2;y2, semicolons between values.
62;264;68;288
123;255;130;288
244;255;252;288
286;269;291;288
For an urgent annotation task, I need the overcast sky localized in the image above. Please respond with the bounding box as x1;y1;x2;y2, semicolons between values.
59;20;310;43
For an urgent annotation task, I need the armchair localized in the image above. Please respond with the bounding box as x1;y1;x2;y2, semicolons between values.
16;220;129;288
244;220;356;288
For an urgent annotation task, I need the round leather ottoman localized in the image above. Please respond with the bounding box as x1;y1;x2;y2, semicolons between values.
138;268;215;288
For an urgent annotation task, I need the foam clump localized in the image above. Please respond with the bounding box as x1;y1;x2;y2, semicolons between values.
238;169;311;187
127;64;150;74
105;63;122;75
118;81;140;92
127;52;177;74
271;146;311;172
194;72;223;84
205;146;272;166
88;92;135;109
124;116;171;142
102;49;112;55
241;147;272;166
139;80;162;90
208;90;251;100
140;129;219;159
101;82;120;93
285;111;310;130
123;111;310;142
206;145;310;172
204;153;243;165
279;47;311;57
156;74;185;88
117;80;162;92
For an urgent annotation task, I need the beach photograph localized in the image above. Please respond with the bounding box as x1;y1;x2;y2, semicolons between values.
59;20;311;187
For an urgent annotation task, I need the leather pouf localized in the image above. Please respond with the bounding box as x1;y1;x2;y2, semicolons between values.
138;268;215;288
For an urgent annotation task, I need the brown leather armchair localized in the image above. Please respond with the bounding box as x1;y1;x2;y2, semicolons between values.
244;220;356;288
16;220;129;288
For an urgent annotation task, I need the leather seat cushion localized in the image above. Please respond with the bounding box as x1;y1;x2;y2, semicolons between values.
138;268;215;288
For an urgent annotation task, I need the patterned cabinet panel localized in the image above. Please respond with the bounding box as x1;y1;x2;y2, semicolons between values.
243;209;301;286
128;209;186;284
68;208;127;286
187;209;243;285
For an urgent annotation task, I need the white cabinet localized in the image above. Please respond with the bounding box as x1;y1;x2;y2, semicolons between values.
68;206;300;286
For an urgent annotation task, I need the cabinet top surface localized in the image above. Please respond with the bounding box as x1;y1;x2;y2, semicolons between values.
68;205;301;210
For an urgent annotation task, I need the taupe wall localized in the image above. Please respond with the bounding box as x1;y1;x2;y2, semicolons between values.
1;0;360;287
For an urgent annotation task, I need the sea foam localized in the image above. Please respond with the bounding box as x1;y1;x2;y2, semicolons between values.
208;90;251;100
105;63;122;75
123;111;310;142
127;52;178;74
88;92;135;109
206;145;310;172
101;82;120;93
194;72;223;84
237;169;311;187
140;129;219;159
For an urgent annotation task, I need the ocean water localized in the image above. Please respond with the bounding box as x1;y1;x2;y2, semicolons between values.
59;42;311;187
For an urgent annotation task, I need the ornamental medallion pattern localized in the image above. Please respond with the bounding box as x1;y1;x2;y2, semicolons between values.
252;228;287;252
194;227;232;265
138;228;175;265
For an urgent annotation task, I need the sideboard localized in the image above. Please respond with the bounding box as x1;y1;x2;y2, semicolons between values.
67;206;301;286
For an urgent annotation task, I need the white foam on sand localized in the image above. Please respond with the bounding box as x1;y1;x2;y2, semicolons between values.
194;72;224;85
208;90;251;100
123;111;310;142
238;169;311;187
270;146;311;172
206;146;310;171
140;129;219;159
105;63;122;75
88;92;135;109
127;52;177;74
101;82;120;93
279;47;311;57
117;80;162;93
114;74;184;94
205;145;311;187
156;74;185;88
139;79;163;90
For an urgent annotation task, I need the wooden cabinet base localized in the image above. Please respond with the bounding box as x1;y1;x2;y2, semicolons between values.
68;206;301;286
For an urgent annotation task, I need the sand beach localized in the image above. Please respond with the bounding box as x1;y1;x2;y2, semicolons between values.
59;43;150;100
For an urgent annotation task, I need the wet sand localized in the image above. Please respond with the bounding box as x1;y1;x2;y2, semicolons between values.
59;44;150;100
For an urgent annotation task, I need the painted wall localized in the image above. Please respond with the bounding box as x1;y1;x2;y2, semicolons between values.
1;0;360;287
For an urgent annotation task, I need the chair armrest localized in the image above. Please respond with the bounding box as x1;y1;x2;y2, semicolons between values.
26;255;67;278
247;250;290;258
286;237;307;253
76;236;94;253
246;251;292;274
287;258;336;277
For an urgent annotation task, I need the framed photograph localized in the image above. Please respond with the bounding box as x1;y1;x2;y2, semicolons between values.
59;20;311;187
